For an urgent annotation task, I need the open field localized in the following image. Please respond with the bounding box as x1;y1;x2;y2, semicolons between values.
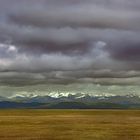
0;110;140;140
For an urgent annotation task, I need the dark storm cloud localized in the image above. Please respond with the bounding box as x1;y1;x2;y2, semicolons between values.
8;5;140;30
1;23;140;56
108;42;140;61
0;0;140;86
1;70;140;86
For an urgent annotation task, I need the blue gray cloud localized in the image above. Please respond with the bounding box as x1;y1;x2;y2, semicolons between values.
0;0;140;88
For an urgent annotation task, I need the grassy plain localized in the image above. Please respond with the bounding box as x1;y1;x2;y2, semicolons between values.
0;109;139;140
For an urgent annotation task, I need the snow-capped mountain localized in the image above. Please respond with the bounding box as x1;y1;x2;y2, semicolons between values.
0;93;140;109
8;92;87;103
4;92;140;104
8;92;116;99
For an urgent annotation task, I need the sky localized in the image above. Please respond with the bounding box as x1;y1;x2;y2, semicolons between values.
0;0;140;97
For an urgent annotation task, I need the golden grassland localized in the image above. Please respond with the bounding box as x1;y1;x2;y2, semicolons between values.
0;109;140;140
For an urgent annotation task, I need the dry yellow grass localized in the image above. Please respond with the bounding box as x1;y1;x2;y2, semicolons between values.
0;109;140;140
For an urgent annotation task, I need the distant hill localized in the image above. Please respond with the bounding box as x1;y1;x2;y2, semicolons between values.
44;102;130;109
0;101;43;109
47;102;90;109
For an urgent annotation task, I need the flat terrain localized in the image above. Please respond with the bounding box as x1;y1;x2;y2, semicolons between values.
0;110;140;140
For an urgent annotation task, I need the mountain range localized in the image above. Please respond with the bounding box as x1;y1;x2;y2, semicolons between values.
0;93;140;109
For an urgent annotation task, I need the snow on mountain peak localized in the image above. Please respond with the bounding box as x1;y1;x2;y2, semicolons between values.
47;92;78;98
8;93;38;99
8;92;140;100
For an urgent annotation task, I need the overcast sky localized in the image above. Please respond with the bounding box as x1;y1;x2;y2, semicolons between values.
0;0;140;97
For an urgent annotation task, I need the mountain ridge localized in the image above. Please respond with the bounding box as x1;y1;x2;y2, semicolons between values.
0;93;139;105
0;93;140;109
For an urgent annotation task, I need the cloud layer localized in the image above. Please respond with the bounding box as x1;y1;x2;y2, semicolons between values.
0;0;140;89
